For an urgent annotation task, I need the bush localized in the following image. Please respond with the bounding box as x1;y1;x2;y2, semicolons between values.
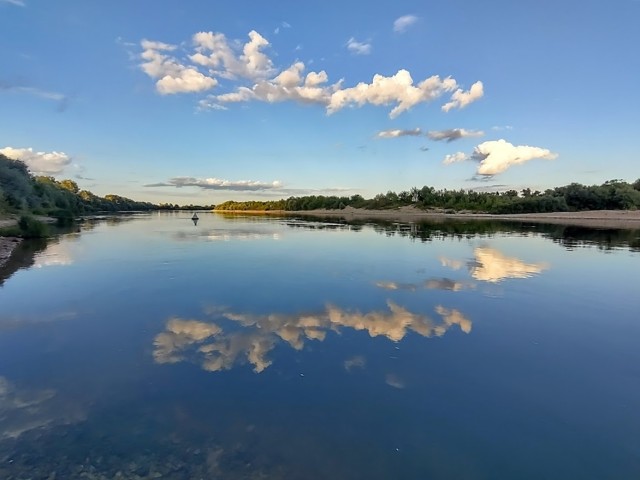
49;208;76;226
18;215;48;238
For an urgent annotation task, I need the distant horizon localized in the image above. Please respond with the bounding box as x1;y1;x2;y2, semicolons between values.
1;0;638;204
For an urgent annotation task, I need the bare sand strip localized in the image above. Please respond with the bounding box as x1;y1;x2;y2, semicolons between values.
0;237;22;269
216;207;640;229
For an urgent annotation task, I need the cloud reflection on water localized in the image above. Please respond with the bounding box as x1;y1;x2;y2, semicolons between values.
439;246;549;283
173;228;281;242
0;377;84;440
153;301;471;373
376;278;473;292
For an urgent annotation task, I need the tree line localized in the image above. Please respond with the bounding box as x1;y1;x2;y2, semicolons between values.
0;154;214;222
4;152;639;222
215;180;640;214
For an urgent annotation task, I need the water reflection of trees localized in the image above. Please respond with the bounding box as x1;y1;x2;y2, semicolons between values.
153;302;471;374
0;239;48;287
286;217;640;251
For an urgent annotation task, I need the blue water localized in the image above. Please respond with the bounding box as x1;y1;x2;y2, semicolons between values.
0;212;639;479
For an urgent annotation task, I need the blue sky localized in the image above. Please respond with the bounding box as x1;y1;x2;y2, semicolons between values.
1;0;638;204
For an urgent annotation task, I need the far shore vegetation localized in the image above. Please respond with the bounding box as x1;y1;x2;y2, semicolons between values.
2;152;639;238
215;180;640;213
0;153;213;237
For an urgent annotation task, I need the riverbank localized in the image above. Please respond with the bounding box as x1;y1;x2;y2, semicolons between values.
0;236;22;269
215;206;640;229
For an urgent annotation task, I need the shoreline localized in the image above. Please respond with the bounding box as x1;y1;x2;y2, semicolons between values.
0;236;22;269
214;207;640;229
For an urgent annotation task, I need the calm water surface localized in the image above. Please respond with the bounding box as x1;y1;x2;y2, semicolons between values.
0;212;639;479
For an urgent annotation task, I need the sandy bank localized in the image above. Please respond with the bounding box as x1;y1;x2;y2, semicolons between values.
0;236;22;269
215;206;640;229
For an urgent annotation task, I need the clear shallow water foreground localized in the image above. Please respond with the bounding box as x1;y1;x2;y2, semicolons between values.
0;212;638;479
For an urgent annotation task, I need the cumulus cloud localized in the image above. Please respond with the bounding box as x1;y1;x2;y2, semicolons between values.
442;81;484;112
328;70;458;118
140;39;217;94
442;139;558;176
189;30;276;80
0;146;71;175
153;301;471;373
376;128;422;138
393;14;419;33
346;37;372;55
145;176;283;191
139;29;484;118
472;139;558;176
443;151;468;165
204;61;339;109
427;128;484;142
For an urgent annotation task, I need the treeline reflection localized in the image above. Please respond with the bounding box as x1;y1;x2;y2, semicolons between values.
287;217;640;251
153;301;471;373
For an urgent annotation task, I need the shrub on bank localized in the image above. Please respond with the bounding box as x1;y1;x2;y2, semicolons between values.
17;215;48;238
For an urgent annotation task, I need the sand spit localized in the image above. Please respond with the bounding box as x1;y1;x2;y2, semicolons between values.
216;206;640;229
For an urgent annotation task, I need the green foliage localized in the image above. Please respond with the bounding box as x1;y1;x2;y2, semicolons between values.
214;179;640;214
3;152;639;217
0;154;158;218
17;215;48;238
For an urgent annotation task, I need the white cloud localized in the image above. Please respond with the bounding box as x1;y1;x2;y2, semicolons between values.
427;128;484;142
393;14;419;33
442;81;484;112
443;151;468;165
208;61;338;108
156;68;218;95
346;37;372;55
140;29;485;118
328;70;458;118
442;139;558;176
1;0;25;5
190;30;276;80
146;176;283;191
1;86;65;101
473;139;558;176
140;39;217;94
0;146;71;175
376;128;422;138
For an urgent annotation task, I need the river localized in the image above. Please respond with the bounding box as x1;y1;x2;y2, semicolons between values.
0;212;638;479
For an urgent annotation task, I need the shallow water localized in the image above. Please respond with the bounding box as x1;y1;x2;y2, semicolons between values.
0;212;639;479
